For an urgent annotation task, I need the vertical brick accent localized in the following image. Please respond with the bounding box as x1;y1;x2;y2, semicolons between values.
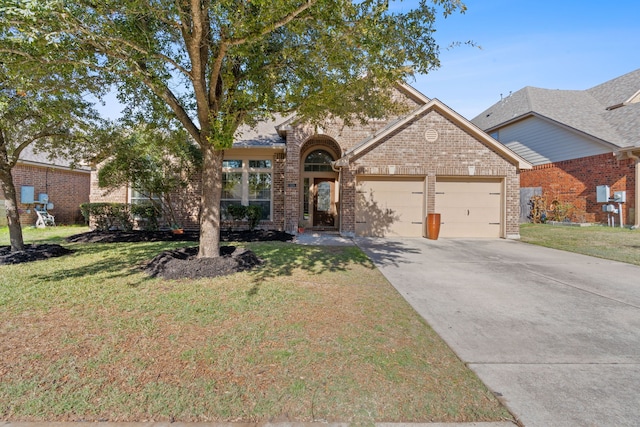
521;153;636;224
0;164;90;226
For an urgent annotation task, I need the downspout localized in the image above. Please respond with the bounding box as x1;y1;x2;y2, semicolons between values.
331;157;349;236
331;160;343;236
629;153;640;229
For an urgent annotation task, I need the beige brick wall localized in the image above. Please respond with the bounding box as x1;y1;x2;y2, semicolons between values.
342;108;521;237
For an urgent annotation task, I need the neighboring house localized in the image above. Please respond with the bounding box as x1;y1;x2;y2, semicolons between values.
91;84;531;238
472;69;640;227
0;145;91;226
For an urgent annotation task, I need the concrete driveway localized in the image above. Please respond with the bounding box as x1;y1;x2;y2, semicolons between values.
355;237;640;427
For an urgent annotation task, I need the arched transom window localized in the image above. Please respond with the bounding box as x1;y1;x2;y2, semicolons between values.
304;150;334;172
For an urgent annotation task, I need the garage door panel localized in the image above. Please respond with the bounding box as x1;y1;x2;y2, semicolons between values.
436;180;502;238
356;178;424;237
440;222;501;238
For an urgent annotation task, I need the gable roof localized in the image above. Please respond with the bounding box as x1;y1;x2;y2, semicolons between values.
471;68;640;149
336;98;532;170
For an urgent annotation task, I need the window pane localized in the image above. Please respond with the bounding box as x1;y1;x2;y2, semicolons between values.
223;160;242;169
248;173;271;200
222;172;242;199
305;150;333;164
249;160;271;169
304;150;334;172
317;181;331;212
303;178;310;218
249;200;270;220
131;188;161;205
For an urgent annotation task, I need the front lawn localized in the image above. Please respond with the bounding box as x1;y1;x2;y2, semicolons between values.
520;223;640;266
0;226;510;423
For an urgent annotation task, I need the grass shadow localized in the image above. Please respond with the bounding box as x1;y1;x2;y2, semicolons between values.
31;241;196;284
245;241;375;283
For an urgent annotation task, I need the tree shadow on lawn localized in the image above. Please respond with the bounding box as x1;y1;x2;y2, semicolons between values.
30;241;192;285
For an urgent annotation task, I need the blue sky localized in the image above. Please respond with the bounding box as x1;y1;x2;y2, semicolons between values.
412;0;640;118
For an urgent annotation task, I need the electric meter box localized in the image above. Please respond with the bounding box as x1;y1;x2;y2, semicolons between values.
20;186;35;204
603;204;617;213
596;185;610;203
613;191;626;203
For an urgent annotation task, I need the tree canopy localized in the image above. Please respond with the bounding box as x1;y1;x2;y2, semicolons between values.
2;0;467;257
0;57;106;250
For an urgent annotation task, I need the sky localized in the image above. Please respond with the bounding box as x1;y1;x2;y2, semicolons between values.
412;0;640;119
97;0;640;121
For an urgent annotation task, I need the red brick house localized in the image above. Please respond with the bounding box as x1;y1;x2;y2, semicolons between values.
472;69;640;227
91;84;531;238
1;145;90;226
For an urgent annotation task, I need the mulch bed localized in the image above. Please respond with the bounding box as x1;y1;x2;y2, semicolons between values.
0;244;74;265
143;245;264;280
0;229;293;279
65;229;293;244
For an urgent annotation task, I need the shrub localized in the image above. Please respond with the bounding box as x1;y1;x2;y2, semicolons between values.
225;204;247;222
224;204;262;230
131;203;161;231
246;205;262;230
80;203;133;231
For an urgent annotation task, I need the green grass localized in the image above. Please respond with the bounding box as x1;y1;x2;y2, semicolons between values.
0;226;511;423
520;223;640;265
0;225;90;246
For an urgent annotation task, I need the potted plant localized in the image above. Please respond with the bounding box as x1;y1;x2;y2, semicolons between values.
298;220;306;234
171;223;184;235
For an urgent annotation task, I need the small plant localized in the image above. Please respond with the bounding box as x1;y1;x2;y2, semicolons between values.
246;205;262;230
528;195;547;224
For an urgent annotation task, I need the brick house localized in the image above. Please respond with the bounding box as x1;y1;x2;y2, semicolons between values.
91;83;531;238
471;69;640;227
1;145;90;226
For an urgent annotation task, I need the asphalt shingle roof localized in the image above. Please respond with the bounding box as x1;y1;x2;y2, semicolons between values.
232;114;288;148
471;68;640;149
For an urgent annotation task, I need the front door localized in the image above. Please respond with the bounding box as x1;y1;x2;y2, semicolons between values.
313;178;335;227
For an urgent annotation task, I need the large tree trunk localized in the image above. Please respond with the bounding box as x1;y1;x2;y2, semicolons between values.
198;143;224;258
0;167;25;252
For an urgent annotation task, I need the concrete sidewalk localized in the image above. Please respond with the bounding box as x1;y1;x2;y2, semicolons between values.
294;231;355;246
356;237;640;427
0;423;514;427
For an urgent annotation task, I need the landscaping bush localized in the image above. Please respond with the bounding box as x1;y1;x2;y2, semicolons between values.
225;204;247;222
224;204;262;230
130;203;161;231
80;203;133;231
246;205;262;230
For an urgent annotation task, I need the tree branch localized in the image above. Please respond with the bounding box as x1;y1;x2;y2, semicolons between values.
225;0;318;47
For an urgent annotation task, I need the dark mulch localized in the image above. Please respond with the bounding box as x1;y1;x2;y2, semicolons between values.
0;244;74;265
143;245;264;280
65;229;294;244
63;228;292;279
3;229;289;276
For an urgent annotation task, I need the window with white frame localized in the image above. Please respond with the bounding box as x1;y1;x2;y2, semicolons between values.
222;158;272;220
130;188;161;207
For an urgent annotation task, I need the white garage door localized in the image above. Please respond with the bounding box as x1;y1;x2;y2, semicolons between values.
435;179;502;238
356;178;424;237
